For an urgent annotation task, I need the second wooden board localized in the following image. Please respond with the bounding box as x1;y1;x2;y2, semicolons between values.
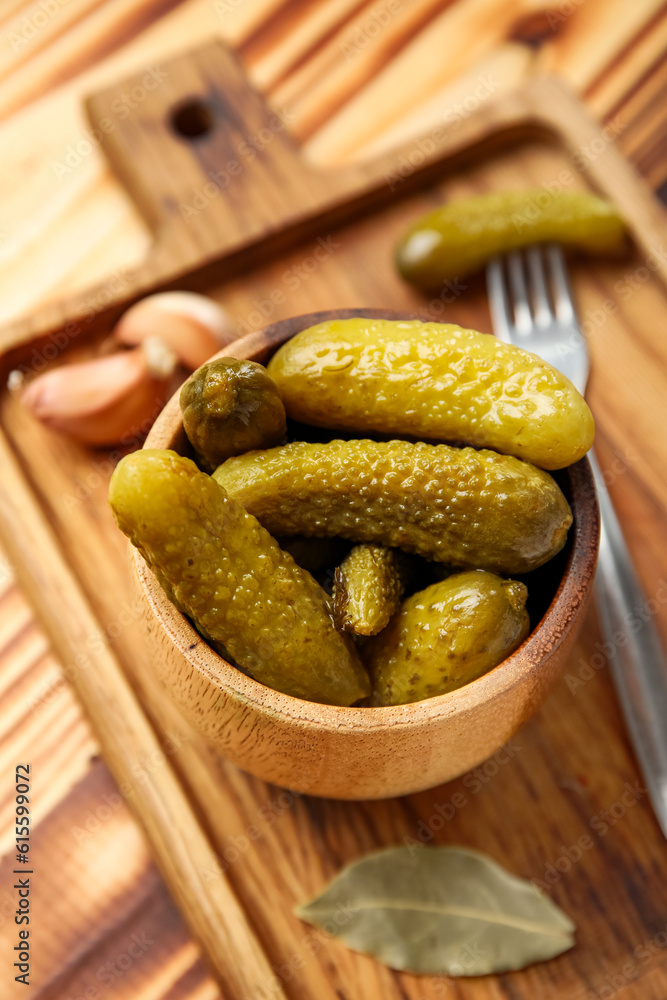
0;79;666;1000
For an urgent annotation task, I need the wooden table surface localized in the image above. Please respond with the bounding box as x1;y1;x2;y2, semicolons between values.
1;2;666;998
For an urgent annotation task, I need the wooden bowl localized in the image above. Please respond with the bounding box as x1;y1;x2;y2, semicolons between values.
135;309;600;800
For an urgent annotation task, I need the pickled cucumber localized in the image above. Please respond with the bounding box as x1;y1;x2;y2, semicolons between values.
109;449;369;705
368;571;530;706
333;545;410;636
213;439;572;574
181;358;286;471
267;318;593;470
395;189;626;287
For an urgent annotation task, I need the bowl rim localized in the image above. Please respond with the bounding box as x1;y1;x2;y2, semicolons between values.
138;308;600;733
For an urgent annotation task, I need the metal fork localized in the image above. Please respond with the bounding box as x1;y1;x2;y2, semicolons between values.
487;246;667;838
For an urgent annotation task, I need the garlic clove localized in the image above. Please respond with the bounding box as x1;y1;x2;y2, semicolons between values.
140;335;179;380
113;292;235;370
7;369;25;392
21;348;171;447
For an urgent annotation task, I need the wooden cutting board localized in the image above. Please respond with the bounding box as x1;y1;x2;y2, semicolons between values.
1;40;666;1000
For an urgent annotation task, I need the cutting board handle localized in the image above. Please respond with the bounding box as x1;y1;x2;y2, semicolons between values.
2;63;665;366
85;42;329;255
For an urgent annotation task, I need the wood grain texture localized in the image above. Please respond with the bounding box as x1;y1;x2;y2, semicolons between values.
2;128;667;999
0;2;667;999
0;0;665;332
0;426;288;1000
2;65;666;371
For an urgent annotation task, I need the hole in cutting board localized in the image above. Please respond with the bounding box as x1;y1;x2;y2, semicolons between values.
170;99;215;139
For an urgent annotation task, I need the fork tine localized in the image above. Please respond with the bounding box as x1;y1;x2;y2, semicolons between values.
507;252;532;334
486;257;513;343
546;244;577;325
526;246;554;327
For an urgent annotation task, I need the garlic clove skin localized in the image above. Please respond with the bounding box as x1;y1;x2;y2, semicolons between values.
140;335;180;379
113;292;235;370
20;348;171;447
19;291;235;447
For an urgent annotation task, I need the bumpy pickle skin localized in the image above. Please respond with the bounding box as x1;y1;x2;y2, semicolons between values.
180;358;286;471
213;439;572;575
333;545;410;636
395;189;626;287
267;318;593;470
367;571;530;706
108;449;369;706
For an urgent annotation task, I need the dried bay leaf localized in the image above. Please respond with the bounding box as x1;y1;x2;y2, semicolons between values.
295;845;575;975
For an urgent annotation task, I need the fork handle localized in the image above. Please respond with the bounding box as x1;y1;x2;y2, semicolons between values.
590;451;667;836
